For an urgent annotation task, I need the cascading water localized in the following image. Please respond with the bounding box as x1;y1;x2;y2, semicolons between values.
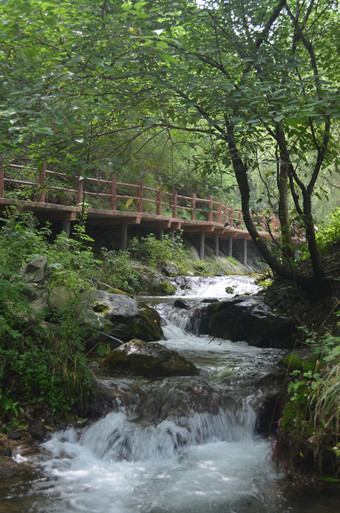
2;276;339;513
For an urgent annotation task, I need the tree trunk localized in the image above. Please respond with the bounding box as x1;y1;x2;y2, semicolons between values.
278;161;294;260
224;127;322;295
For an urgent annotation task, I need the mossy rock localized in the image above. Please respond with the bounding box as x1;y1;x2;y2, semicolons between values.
283;351;318;372
81;290;164;342
147;280;176;296
101;304;163;343
102;339;199;378
105;288;128;295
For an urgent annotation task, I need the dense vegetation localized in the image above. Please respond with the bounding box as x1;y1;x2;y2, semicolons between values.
0;0;339;480
0;207;229;427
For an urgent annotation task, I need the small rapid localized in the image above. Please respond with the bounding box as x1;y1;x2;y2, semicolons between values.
3;275;339;513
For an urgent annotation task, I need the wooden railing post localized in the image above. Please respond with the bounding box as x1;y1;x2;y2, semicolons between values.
223;203;227;226
261;215;266;231
172;190;177;218
191;193;196;221
217;200;222;224
38;162;46;203
76;176;83;205
0;158;4;198
229;206;234;227
111;174;117;210
208;195;213;222
156;188;162;216
238;209;242;228
137;180;143;212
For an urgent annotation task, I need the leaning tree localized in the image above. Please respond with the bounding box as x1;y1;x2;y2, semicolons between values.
123;0;339;293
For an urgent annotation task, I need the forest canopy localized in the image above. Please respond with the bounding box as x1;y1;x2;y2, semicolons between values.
0;0;339;292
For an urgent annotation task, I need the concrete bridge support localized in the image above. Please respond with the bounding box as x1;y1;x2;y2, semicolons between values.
170;229;175;248
158;227;164;242
62;220;71;237
199;231;205;260
242;239;248;266
121;224;128;251
214;233;219;257
227;237;233;257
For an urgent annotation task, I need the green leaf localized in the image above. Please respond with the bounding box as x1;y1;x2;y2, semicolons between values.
162;54;179;65
156;41;168;49
134;1;147;10
34;127;53;135
121;3;132;11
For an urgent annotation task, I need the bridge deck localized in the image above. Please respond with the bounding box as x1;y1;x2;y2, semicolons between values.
0;162;277;242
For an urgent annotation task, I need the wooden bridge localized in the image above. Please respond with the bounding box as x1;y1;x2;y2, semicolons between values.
0;162;280;263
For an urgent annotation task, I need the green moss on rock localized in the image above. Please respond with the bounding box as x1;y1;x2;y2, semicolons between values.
101;339;198;378
147;280;176;296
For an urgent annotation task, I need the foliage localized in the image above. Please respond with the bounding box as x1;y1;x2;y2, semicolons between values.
0;0;339;292
281;320;340;472
0;208;49;273
99;248;144;294
315;208;340;253
0;208;100;292
0;210;98;423
47;224;101;290
0;300;93;420
128;233;190;271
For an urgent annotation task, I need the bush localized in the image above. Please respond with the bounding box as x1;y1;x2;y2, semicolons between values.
128;233;190;271
278;319;340;476
0;210;97;423
0;283;94;421
98;248;144;293
316;207;340;253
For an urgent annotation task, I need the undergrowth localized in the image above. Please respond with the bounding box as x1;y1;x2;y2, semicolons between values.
276;319;340;479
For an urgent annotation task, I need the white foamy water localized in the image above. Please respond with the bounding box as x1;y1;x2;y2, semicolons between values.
29;276;283;513
7;276;338;513
173;274;260;299
37;417;276;513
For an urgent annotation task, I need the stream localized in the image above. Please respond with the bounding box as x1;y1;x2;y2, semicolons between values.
2;276;339;512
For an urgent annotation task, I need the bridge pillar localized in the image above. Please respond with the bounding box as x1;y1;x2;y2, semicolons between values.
158;227;164;242
242;239;248;266
121;224;128;251
227;237;233;257
62;220;71;238
214;233;219;256
199;231;205;260
170;229;176;249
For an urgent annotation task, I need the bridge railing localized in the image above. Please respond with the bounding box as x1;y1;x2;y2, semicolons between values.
0;162;286;234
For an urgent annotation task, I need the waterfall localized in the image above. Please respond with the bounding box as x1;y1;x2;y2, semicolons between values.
5;276;337;513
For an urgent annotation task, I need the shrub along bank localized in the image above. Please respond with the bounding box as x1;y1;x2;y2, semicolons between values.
0;207;245;432
267;215;340;482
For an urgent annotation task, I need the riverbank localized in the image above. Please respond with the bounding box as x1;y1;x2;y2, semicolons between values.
1;209;338;489
261;240;340;481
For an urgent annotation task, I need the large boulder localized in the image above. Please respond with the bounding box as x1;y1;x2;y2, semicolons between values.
81;290;163;343
190;295;297;348
21;256;51;312
101;339;198;378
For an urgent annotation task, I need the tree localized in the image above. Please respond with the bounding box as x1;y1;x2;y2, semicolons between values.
1;0;339;293
126;0;339;293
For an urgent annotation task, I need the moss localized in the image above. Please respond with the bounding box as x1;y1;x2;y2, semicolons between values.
147;280;176;296
101;340;198;377
283;353;318;372
105;288;128;295
92;303;109;313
